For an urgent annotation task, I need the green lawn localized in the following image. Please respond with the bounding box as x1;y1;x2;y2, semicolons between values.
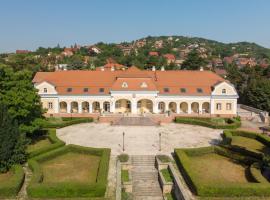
41;152;100;183
161;168;173;182
27;136;52;152
189;153;250;184
231;136;270;154
121;170;129;182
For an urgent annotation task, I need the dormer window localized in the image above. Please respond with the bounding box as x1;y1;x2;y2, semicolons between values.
83;88;89;92
222;89;226;94
122;82;128;88
164;88;170;93
67;88;72;92
180;88;186;93
99;88;104;93
43;88;47;93
140;82;148;88
197;88;203;93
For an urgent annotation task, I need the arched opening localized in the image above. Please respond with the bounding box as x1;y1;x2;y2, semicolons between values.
180;102;188;113
59;101;67;113
202;102;210;113
82;102;89;113
103;101;110;112
169;102;177;113
137;99;153;114
115;99;131;113
92;102;100;113
158;102;165;113
71;101;78;113
191;102;199;113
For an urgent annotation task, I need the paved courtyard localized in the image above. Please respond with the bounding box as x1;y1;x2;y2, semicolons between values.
57;123;223;155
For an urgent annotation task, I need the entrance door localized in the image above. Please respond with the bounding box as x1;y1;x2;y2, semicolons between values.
104;102;110;112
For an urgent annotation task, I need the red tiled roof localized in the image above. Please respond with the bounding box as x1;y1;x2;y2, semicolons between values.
149;51;159;56
33;66;224;95
163;54;175;60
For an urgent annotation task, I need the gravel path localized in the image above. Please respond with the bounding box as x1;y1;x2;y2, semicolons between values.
57;123;222;155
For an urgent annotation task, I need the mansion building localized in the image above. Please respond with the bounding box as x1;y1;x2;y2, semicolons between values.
33;66;238;116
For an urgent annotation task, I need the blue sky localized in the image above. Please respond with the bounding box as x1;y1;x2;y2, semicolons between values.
1;0;270;52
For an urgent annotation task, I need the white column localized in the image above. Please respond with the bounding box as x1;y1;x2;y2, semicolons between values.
67;102;71;113
165;102;169;112
176;103;180;114
210;99;215;114
131;99;137;114
153;102;159;114
89;102;93;113
199;103;203;114
78;102;82;113
187;103;192;114
54;99;59;113
110;101;115;113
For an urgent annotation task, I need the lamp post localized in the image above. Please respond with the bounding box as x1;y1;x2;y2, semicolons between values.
122;132;125;152
159;132;161;151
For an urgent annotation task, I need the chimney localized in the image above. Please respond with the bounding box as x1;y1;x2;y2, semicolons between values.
152;66;156;71
101;66;105;71
199;67;204;71
161;66;165;71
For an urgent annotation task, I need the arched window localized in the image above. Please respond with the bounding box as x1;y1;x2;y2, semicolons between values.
140;82;148;88
122;82;128;88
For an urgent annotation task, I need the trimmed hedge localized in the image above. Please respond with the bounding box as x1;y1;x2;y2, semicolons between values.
175;117;241;129
250;163;269;184
41;117;93;129
28;129;65;158
27;144;110;198
0;165;25;197
174;146;270;197
221;130;270;159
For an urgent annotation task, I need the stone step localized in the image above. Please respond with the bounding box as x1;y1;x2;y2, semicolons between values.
133;196;164;200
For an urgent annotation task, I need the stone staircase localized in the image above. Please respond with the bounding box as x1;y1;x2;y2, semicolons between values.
131;155;163;200
113;117;159;126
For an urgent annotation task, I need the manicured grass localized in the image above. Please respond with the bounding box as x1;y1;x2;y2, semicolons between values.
41;117;93;129
231;136;270;154
189;153;249;184
161;168;173;183
41;152;100;183
27;136;52;152
121;170;129;182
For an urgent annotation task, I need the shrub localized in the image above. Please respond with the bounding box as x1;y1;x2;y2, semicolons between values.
40;117;93;129
0;165;25;197
27;145;110;198
121;170;129;182
118;154;129;162
175;117;241;129
174;146;270;197
250;163;269;184
27;129;65;158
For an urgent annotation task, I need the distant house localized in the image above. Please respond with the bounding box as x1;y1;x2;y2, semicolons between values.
154;40;163;49
236;58;257;68
179;49;190;59
149;51;159;56
87;46;101;54
175;59;185;66
62;48;74;57
214;68;228;78
135;40;146;48
163;54;176;64
16;50;31;54
117;45;133;56
212;58;223;68
55;64;68;71
223;56;234;64
96;58;126;71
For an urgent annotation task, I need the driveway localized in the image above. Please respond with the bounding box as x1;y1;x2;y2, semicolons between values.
57;123;222;155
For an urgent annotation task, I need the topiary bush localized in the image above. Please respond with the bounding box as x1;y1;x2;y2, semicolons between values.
27;145;110;198
40;117;93;129
175;117;241;129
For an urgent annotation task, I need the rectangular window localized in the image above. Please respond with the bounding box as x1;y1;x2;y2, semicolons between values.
216;103;222;110
197;88;203;93
83;88;89;92
222;89;226;94
43;88;47;93
99;88;104;93
180;88;186;93
48;102;53;109
164;88;169;93
116;101;121;108
67;88;72;92
226;103;232;110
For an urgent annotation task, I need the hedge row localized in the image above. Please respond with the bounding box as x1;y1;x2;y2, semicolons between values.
250;163;269;184
27;144;110;198
222;130;270;159
41;117;93;129
175;117;241;129
174;146;270;197
28;129;65;158
0;165;25;197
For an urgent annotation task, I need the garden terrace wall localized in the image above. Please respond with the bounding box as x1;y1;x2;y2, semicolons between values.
0;165;25;198
222;130;270;159
28;129;65;158
27;144;110;198
175;117;241;129
174;146;270;197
